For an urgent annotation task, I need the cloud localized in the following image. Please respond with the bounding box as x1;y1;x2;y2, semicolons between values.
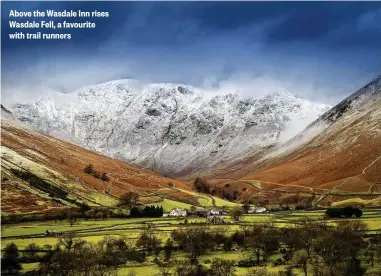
1;2;380;107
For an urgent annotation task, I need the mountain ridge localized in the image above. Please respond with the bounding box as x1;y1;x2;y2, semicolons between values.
10;79;330;177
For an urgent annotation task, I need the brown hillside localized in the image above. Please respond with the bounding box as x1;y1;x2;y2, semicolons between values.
1;108;193;215
205;76;381;207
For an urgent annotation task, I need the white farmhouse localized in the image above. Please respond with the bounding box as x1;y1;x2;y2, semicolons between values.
248;207;267;214
169;208;187;217
207;209;221;215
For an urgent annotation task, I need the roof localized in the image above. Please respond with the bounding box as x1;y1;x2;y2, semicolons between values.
171;208;186;212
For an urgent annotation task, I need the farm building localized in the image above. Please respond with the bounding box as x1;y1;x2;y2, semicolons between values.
207;215;226;224
248;207;267;214
168;208;187;217
207;209;222;215
45;230;62;236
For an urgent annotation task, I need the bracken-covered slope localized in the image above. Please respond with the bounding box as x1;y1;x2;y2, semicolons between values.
10;80;330;177
0;105;199;216
208;75;381;207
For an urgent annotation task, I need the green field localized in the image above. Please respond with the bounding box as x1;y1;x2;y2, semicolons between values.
2;209;380;275
2;209;381;241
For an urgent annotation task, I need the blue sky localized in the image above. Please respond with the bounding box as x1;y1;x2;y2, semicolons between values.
2;1;381;105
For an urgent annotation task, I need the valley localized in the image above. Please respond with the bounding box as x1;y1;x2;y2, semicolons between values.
1;75;381;276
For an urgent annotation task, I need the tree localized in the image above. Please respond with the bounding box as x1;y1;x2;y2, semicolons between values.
245;268;277;276
292;250;309;276
163;239;174;262
172;226;214;261
1;242;21;275
279;267;296;276
39;240;118;276
172;260;207;276
136;228;161;256
242;223;280;264
120;191;139;209
209;258;236;276
281;219;327;259
223;237;233;251
344;258;366;276
242;203;251;214
231;206;242;221
100;172;110;182
68;214;78;227
156;267;172;276
58;233;80;252
193;177;210;194
23;243;41;261
84;164;94;174
313;221;366;276
365;235;381;266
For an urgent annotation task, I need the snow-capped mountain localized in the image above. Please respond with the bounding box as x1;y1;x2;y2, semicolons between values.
237;75;381;201
10;79;330;177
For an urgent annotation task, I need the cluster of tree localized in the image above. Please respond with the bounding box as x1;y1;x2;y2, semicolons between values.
3;219;381;276
193;177;211;194
83;164;109;182
145;220;381;276
219;189;240;201
84;208;114;221
1;234;145;276
2;206;131;226
155;260;301;276
130;205;164;218
193;178;241;202
171;226;220;261
119;192;140;209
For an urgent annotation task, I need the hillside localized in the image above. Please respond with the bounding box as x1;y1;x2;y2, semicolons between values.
9;80;329;177
206;75;381;207
2;105;234;216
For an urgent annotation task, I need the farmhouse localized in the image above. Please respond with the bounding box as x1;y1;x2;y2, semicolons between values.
207;209;222;215
248;207;267;214
168;208;187;217
45;230;62;236
207;215;226;224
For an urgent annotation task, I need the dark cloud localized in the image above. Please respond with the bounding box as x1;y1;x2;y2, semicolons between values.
1;1;380;106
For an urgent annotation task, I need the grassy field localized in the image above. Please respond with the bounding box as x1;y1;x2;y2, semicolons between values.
176;188;242;208
2;209;380;275
154;198;194;212
1;209;381;245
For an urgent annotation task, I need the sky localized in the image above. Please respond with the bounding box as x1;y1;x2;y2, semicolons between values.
1;1;381;106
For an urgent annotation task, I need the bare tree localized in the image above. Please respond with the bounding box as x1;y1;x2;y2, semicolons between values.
68;214;78;227
231;206;243;221
120;191;140;209
292;250;309;276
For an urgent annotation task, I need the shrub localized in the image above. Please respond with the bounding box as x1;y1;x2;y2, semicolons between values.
273;258;286;266
100;173;110;182
237;259;257;267
83;164;109;182
194;177;211;194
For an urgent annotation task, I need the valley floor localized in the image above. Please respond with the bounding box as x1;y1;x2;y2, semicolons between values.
2;209;381;275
